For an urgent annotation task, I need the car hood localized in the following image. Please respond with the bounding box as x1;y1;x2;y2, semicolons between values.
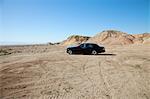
67;46;78;49
98;44;104;47
66;45;79;49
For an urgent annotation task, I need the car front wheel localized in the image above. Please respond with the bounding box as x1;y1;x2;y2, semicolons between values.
91;50;97;55
68;50;73;55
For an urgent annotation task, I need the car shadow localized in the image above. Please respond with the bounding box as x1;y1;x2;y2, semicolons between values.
71;53;116;56
97;53;116;56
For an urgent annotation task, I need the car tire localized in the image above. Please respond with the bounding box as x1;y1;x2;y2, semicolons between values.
68;50;73;55
91;50;97;55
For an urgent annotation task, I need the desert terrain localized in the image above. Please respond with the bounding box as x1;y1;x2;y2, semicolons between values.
0;44;150;99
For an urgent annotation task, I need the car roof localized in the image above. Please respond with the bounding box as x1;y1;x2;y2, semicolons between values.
81;43;104;47
81;43;97;45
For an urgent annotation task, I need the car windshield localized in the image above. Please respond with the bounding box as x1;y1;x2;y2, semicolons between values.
80;44;85;48
86;44;93;48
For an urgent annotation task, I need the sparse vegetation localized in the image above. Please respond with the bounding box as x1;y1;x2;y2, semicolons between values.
0;49;11;56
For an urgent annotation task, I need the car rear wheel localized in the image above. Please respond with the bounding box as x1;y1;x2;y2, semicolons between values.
68;50;73;55
91;50;97;55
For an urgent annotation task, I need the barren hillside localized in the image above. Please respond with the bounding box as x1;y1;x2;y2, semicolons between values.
60;35;90;46
60;30;150;46
133;33;150;44
87;30;150;45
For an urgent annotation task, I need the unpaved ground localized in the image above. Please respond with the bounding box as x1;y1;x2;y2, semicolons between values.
0;45;150;99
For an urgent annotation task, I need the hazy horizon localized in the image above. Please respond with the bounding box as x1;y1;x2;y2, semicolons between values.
0;0;149;44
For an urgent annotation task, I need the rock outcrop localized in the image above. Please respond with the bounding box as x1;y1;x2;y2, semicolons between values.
133;33;150;44
87;30;135;45
60;30;150;46
60;35;90;46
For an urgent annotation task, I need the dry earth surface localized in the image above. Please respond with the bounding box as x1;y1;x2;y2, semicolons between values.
0;44;150;99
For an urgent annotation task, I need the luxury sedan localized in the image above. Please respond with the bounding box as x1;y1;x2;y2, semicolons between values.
66;43;105;55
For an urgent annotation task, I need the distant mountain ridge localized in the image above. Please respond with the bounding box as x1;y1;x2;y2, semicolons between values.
60;30;150;46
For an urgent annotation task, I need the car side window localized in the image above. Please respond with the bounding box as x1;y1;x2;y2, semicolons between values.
86;44;93;48
80;44;85;48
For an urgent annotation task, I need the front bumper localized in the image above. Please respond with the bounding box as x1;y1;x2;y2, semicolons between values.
101;49;105;53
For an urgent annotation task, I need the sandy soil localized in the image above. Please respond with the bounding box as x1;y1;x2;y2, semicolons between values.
0;45;150;99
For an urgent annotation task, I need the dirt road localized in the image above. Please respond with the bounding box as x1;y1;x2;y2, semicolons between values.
0;45;150;99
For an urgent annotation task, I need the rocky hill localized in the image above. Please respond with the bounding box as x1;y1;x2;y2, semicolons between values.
87;30;135;45
60;35;90;46
60;30;150;46
133;33;150;44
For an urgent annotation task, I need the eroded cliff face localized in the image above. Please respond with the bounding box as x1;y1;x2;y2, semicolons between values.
60;30;150;46
133;33;150;44
87;30;150;45
87;30;135;45
60;35;90;46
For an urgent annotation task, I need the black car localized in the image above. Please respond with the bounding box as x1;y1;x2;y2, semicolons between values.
66;43;105;55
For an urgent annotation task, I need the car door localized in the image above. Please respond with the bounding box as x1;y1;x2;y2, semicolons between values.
71;44;83;54
85;44;93;54
78;44;86;54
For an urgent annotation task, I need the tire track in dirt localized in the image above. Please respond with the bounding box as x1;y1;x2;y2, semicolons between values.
0;56;54;99
81;58;96;98
1;45;150;99
61;57;89;98
116;56;150;98
98;61;112;99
